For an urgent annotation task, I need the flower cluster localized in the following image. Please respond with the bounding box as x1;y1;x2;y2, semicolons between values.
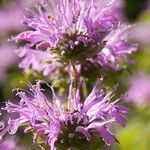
15;0;137;76
3;80;128;150
0;0;138;149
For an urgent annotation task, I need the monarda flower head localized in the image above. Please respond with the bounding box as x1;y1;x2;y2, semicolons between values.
15;0;137;76
2;80;128;149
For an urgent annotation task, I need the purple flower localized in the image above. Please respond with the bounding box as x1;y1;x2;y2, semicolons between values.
2;80;128;149
125;74;150;105
15;0;137;75
0;114;23;150
17;47;62;76
95;25;138;70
